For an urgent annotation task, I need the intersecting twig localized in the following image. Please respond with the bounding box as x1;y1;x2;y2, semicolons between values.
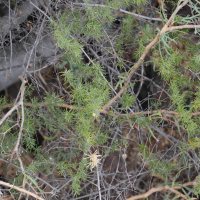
10;76;27;162
0;76;27;126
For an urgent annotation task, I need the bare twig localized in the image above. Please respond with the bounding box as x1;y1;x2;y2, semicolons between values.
0;76;27;126
166;24;200;31
127;185;188;199
11;76;27;158
29;54;63;73
0;105;19;126
126;178;197;200
35;73;50;92
71;2;162;22
0;180;44;200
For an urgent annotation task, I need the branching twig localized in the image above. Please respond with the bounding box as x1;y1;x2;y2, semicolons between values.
11;76;27;161
0;76;27;127
101;0;194;112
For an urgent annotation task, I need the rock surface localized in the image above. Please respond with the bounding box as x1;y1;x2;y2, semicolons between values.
0;0;60;91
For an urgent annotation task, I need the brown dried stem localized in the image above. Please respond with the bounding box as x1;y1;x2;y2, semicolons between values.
2;101;200;118
0;180;44;200
126;177;197;200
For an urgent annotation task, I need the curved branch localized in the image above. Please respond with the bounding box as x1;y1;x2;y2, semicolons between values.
126;177;196;200
101;0;191;112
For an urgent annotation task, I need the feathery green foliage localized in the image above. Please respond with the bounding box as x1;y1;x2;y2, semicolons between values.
1;0;200;198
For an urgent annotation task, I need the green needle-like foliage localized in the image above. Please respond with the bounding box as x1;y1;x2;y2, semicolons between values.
1;0;200;198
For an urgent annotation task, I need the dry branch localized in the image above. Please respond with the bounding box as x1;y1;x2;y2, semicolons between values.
2;101;200;119
126;178;197;200
0;180;44;200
